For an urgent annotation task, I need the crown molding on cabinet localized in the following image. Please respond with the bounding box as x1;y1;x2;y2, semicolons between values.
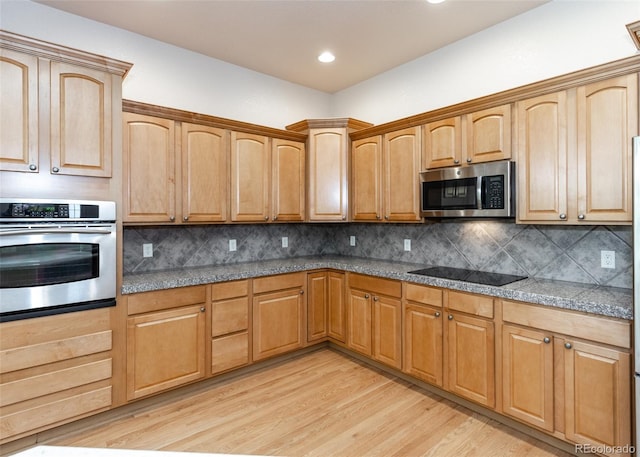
0;30;133;77
286;118;373;133
350;54;640;140
122;99;308;142
627;20;640;50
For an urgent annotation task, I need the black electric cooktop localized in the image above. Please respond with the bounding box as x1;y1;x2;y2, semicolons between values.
408;266;527;287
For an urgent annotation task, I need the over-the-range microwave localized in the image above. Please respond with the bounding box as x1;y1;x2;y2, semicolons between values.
420;161;516;218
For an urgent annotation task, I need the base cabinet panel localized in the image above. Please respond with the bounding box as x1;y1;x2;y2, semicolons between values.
404;302;443;387
212;332;249;374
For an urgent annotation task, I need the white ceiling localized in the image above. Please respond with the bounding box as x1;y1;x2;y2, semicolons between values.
36;0;549;93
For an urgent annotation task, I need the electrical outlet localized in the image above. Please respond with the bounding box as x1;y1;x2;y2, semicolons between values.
350;236;356;247
282;237;288;248
229;239;237;252
142;243;153;258
601;250;615;269
404;239;411;251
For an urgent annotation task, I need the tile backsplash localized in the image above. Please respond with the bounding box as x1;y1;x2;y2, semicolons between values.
123;220;632;289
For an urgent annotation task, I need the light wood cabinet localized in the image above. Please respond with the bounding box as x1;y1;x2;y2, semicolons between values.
445;291;495;408
0;309;113;444
327;271;347;343
517;74;637;224
351;127;421;222
347;274;402;369
307;271;329;342
272;138;305;222
126;286;207;400
403;283;444;387
211;280;250;374
423;117;462;169
252;273;306;361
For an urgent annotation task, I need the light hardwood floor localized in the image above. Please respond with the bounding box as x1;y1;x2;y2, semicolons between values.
50;348;572;456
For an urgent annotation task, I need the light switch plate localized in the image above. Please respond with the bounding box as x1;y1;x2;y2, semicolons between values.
350;236;356;246
282;237;288;248
229;239;237;252
404;239;411;251
142;243;153;258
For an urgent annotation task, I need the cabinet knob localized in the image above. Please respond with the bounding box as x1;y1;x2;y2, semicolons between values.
578;214;585;220
435;312;441;318
543;337;551;344
373;296;379;302
564;342;572;349
183;216;188;221
52;167;60;173
29;164;37;171
274;216;278;221
376;214;381;220
342;215;346;220
200;307;205;313
448;314;453;320
169;216;175;222
559;213;567;220
264;216;269;221
466;158;472;163
364;294;370;299
384;215;389;220
453;159;460;164
299;290;304;295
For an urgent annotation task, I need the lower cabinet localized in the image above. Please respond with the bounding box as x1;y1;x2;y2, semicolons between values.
126;286;207;400
252;273;306;361
0;309;113;443
347;273;402;369
307;270;346;343
211;280;250;374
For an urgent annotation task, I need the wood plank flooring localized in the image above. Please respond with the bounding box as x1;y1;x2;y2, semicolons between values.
50;349;573;456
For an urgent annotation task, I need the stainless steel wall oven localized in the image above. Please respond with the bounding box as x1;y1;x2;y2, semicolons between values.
0;199;117;322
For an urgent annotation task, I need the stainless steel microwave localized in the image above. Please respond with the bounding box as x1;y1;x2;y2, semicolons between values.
420;161;516;218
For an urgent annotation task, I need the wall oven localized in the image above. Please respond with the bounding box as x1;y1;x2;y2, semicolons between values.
420;161;516;218
0;199;117;322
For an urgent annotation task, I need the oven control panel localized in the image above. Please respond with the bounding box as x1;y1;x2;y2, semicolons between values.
0;199;115;222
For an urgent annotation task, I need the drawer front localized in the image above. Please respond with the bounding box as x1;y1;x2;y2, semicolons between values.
349;273;401;298
405;283;442;307
502;300;631;349
253;272;305;294
212;297;249;336
127;285;207;315
211;280;249;301
212;332;249;374
446;290;493;318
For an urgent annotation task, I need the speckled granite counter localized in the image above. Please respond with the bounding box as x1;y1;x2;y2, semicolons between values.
122;256;633;320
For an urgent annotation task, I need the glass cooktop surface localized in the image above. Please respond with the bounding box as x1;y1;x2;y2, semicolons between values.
408;266;527;287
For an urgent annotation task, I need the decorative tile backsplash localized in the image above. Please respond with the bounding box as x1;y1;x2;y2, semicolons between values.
123;220;632;289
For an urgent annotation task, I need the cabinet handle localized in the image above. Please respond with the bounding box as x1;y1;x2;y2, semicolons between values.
274;216;278;221
200;307;205;313
169;216;175;222
29;164;37;171
453;159;460;164
376;214;381;220
299;290;304;295
342;215;346;220
559;213;567;220
183;216;188;221
384;215;389;220
434;312;441;318
373;296;379;302
466;158;472;163
52;167;60;173
578;214;585;220
564;342;572;349
364;294;370;299
543;337;551;344
264;216;269;221
448;314;453;320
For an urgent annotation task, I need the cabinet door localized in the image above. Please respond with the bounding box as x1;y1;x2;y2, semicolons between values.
517;92;569;223
272;138;305;222
372;295;402;369
0;49;39;173
465;104;511;164
351;136;382;221
502;325;553;431
181;123;228;223
123;113;176;222
307;129;348;221
423;117;462;169
307;271;328;342
564;339;631;453
347;289;372;356
50;61;112;177
404;302;443;387
576;74;636;223
327;271;346;342
126;304;206;400
384;127;422;222
446;312;495;408
231;132;270;222
253;288;304;360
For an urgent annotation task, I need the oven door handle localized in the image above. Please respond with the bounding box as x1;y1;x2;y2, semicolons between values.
0;228;113;236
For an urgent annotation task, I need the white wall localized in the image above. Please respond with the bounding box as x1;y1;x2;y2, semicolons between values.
0;0;331;129
331;0;640;125
1;0;639;129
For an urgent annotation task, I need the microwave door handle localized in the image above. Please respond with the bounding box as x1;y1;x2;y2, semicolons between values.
0;228;113;236
478;176;484;209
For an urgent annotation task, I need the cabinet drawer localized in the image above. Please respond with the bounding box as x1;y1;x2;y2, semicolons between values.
502;300;631;349
253;272;305;294
446;290;493;318
127;285;207;315
212;332;249;374
212;297;249;336
405;283;442;307
349;274;401;298
211;280;249;300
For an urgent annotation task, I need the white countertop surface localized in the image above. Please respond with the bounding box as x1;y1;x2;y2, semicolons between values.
13;446;265;457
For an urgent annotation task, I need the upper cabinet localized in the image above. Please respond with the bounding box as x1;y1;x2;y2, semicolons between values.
287;118;373;222
517;74;637;224
0;31;131;200
423;104;511;169
351;127;422;222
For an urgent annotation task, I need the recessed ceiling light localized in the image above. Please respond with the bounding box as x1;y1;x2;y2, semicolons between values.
318;51;335;63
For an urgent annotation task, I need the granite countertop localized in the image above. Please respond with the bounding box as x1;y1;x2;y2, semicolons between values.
122;256;633;320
